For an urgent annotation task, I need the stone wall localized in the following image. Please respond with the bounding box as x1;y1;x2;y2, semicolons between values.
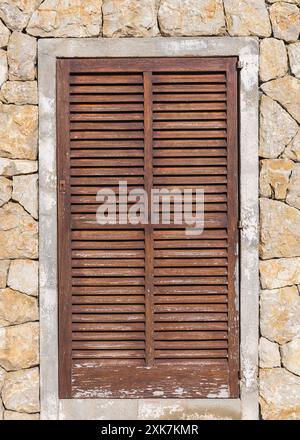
0;0;299;420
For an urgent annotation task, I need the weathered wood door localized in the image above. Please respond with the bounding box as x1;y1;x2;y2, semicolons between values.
57;57;239;399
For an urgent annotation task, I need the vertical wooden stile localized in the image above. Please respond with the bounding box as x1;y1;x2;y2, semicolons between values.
57;59;72;398
144;72;154;367
226;59;239;397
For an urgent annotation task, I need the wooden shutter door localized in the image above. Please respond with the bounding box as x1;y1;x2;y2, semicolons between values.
57;57;239;399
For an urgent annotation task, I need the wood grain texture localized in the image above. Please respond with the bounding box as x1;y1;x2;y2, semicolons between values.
57;57;240;399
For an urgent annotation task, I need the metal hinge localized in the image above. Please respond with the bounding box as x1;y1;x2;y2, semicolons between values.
59;179;66;192
238;220;244;230
237;60;243;70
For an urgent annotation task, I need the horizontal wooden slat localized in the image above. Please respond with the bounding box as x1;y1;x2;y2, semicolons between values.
155;313;227;322
72;350;145;359
72;341;145;350
72;322;145;331
155;340;227;349
154;331;227;340
72;277;145;286
73;314;145;322
70;74;144;84
153;84;226;93
72;331;145;340
71;363;230;398
72;259;145;268
70;85;144;94
153;73;226;83
155;349;228;358
154;295;227;304
72;268;145;277
72;295;145;304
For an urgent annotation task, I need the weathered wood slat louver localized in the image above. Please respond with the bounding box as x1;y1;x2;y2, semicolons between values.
57;57;239;399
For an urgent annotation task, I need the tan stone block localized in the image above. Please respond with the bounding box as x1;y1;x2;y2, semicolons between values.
259;95;298;158
0;176;12;207
0;202;38;259
262;76;300;128
1;81;38;105
224;0;271;37
259;337;281;368
12;173;38;218
10;1;43;14
260;368;300;420
260;257;300;289
0;260;10;288
0;287;38;327
8;259;38;296
0;104;37;159
260;38;288;82
260;159;294;199
27;0;102;37
158;0;225;36
286;163;300;209
270;2;300;42
7;31;36;81
0;322;39;370
281;339;300;376
2;367;39;413
284;130;300;161
260;286;300;344
260;199;300;259
0;20;10;48
4;411;39;420
0;49;8;87
0;2;28;32
288;42;300;79
0;158;37;176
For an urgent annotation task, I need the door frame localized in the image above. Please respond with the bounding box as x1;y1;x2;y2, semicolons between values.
38;37;259;420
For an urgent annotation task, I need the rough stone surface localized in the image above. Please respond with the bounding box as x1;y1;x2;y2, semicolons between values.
286;164;300;209
260;257;300;289
259;95;298;158
1;81;38;105
288;42;300;78
0;49;8;87
2;367;39;413
260;286;300;344
260;199;300;259
0;104;38;159
259;337;281;368
0;287;38;327
281;339;300;376
27;0;103;37
158;0;225;36
224;0;271;37
0;365;6;391
12;173;38;218
8;259;38;296
284;131;300;161
10;1;44;14
270;2;300;42
0;2;28;32
0;322;39;370
0;176;12;207
0;260;9;288
103;0;159;37
260;38;288;82
4;411;39;420
0;20;10;48
260;368;300;419
0;158;37;176
7;31;36;81
262;76;300;127
260;159;294;199
0;202;38;259
0;399;3;420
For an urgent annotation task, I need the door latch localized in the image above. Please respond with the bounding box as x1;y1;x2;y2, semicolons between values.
59;179;66;192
